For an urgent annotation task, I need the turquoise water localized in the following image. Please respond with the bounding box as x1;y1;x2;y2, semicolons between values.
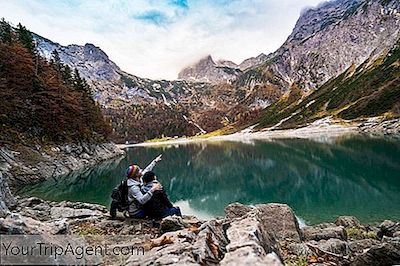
19;136;400;225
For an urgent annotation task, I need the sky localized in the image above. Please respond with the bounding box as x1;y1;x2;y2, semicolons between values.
0;0;324;80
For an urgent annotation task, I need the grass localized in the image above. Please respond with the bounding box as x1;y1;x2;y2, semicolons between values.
284;256;308;266
346;227;377;240
144;135;174;143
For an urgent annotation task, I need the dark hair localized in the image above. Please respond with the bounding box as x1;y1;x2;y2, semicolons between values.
143;171;156;183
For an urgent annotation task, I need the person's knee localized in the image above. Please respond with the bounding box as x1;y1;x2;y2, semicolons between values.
173;207;182;216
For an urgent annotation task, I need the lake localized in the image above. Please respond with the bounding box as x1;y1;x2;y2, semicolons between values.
19;135;400;225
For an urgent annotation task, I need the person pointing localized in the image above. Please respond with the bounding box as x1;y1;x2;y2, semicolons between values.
126;154;163;218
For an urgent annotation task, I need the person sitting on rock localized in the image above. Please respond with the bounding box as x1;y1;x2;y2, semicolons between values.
126;155;163;218
141;171;182;219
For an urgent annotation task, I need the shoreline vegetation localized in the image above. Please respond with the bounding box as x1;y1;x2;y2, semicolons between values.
121;116;400;148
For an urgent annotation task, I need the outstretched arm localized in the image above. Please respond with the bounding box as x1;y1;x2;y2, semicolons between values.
142;154;162;175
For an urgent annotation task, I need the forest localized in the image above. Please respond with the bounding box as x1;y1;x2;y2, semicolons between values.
0;19;111;145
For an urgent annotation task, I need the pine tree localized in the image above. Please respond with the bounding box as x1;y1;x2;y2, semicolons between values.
73;68;84;90
0;18;12;44
16;23;35;53
72;68;92;96
61;64;73;85
51;49;62;70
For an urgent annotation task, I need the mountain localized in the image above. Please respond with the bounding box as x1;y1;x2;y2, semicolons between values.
178;55;242;84
29;0;400;142
237;53;270;71
178;53;271;84
257;37;400;129
34;36;236;142
227;0;400;126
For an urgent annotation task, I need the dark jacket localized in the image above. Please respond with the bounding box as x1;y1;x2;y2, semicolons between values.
141;181;173;219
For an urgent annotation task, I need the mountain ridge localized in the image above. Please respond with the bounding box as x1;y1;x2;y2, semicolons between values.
29;0;400;142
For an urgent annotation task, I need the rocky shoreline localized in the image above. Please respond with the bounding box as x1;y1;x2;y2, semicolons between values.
1;197;399;265
0;142;124;217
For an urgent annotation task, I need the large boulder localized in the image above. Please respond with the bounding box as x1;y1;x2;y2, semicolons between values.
302;223;347;241
126;220;228;266
253;203;302;243
221;212;283;265
224;203;302;243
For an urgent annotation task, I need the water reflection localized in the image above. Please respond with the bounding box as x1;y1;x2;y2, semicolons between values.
20;136;400;225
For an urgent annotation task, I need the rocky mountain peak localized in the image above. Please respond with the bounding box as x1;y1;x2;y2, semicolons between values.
216;59;239;69
35;34;120;83
178;55;241;84
285;0;364;45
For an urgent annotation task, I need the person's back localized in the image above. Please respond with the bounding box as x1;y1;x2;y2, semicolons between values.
142;171;181;219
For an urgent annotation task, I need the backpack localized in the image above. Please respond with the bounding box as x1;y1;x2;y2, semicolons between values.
110;179;130;218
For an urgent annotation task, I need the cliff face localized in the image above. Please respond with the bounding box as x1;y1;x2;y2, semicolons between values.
178;55;242;84
229;0;400;124
270;0;400;91
242;0;399;91
257;37;400;129
178;53;271;84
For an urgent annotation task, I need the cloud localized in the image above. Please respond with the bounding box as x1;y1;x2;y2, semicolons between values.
134;10;171;26
0;0;324;80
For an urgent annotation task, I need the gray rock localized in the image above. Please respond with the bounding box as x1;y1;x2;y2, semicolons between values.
0;213;69;234
349;239;381;254
56;201;107;212
127;221;225;266
253;203;302;242
159;215;189;234
0;170;17;217
382;236;400;246
192;219;229;263
310;238;350;256
335;216;362;228
80;153;91;160
377;220;400;239
18;197;44;208
224;214;276;255
221;248;283;266
224;202;255;219
50;206;104;219
302;223;347;241
287;243;312;256
351;242;400;266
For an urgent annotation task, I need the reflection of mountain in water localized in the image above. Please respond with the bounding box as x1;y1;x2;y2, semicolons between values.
21;136;400;224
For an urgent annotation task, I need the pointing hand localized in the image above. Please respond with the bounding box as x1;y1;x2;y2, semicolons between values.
154;154;162;162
